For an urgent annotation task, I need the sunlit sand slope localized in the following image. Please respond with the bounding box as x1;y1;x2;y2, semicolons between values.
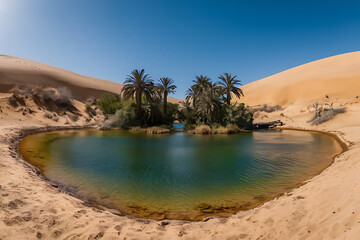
237;52;360;105
0;55;181;103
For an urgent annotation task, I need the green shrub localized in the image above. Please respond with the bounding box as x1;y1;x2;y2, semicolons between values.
97;93;121;115
225;103;253;129
166;102;180;123
184;123;196;131
114;101;137;129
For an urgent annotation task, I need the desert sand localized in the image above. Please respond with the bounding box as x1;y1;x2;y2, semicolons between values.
0;55;181;103
237;51;360;106
1;52;360;239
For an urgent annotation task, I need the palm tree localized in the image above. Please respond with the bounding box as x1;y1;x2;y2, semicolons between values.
158;77;176;114
122;69;154;116
186;75;211;108
185;85;196;107
194;82;224;124
217;73;244;105
192;75;211;94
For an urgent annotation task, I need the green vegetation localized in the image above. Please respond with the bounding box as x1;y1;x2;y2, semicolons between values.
130;126;171;134
122;69;154;116
181;74;253;132
158;77;177;115
96;69;253;133
96;93;121;114
217;73;244;105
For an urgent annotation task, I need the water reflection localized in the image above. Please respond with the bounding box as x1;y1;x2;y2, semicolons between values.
20;129;342;220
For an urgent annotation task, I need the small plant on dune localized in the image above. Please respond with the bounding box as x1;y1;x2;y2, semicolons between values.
38;87;72;106
32;87;74;109
85;104;96;117
44;111;59;121
86;97;97;106
57;87;72;105
8;94;26;107
250;104;282;113
307;102;346;125
9;85;34;97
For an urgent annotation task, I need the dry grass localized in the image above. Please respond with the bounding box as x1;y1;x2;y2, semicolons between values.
100;115;119;129
85;104;96;117
130;126;171;134
190;125;212;134
37;87;72;106
43;111;59;122
251;104;282;113
188;124;249;134
308;108;346;125
9;85;74;110
213;124;241;134
307;102;346;125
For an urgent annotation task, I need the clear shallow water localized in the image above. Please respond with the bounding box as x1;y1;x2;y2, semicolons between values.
173;122;185;131
20;129;342;220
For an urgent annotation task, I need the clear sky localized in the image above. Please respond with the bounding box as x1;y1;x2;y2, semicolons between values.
1;0;359;99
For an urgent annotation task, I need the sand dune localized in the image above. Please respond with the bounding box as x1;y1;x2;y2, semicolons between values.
237;51;360;106
0;55;181;103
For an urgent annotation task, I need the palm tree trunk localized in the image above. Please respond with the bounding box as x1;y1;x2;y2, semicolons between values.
163;91;167;114
136;90;142;116
227;90;231;105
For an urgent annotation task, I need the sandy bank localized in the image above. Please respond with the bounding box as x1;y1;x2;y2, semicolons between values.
1;52;360;239
1;98;360;239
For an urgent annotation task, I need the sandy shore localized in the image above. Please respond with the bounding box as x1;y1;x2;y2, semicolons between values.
0;97;360;240
1;52;360;239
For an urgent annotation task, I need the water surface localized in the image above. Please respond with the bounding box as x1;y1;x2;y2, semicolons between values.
20;129;341;220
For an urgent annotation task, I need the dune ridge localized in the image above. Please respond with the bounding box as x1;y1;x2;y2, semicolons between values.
0;55;181;103
238;51;360;106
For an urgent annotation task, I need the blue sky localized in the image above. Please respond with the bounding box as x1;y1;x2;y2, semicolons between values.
1;0;359;99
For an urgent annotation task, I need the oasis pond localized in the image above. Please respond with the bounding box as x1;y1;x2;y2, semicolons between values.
20;128;341;220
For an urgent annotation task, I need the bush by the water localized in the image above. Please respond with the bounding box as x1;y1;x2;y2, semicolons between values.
214;124;241;134
130;126;171;134
188;124;245;134
96;70;250;132
97;93;179;130
114;100;138;129
97;93;121;115
181;101;253;133
192;125;212;134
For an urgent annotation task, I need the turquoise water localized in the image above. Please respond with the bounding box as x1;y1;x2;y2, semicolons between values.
173;122;185;131
20;129;341;220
